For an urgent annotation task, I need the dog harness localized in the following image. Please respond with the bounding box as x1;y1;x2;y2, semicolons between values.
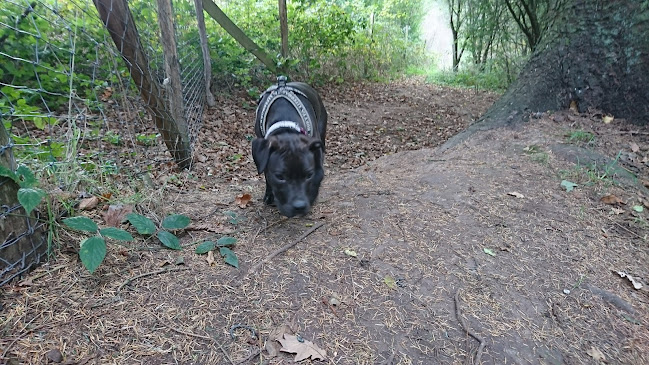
257;76;315;138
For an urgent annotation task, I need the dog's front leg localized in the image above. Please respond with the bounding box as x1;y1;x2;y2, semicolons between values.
263;177;275;205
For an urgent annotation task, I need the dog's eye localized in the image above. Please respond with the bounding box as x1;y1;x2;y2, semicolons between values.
305;172;314;179
274;173;285;181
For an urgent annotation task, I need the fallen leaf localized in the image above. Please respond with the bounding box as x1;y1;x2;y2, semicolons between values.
570;100;579;113
78;196;99;210
483;248;496;256
343;248;357;257
101;204;133;227
278;334;327;362
206;250;215;266
615;270;644;290
46;348;63;363
560;180;578;192
235;193;252;208
630;142;640;153
507;191;524;198
602;115;614;124
600;194;624;205
383;275;397;289
633;205;644;213
610;207;625;215
587;346;605;361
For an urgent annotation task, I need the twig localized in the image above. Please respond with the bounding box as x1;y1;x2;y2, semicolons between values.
117;267;190;292
454;289;485;365
235;349;261;365
1;323;45;360
247;222;325;275
149;310;236;365
250;217;287;246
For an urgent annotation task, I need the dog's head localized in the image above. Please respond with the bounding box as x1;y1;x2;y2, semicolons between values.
252;133;324;217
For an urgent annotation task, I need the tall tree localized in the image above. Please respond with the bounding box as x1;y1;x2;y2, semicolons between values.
446;0;466;71
503;0;568;52
443;0;649;149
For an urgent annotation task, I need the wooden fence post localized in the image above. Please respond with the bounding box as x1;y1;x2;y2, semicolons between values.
194;0;216;107
93;0;192;169
201;0;277;73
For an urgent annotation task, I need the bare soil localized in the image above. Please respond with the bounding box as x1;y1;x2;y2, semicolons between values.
2;79;649;365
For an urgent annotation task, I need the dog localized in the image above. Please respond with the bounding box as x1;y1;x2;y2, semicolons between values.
251;76;327;217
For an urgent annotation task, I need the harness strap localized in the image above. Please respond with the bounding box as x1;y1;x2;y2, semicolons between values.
257;83;315;138
264;121;306;138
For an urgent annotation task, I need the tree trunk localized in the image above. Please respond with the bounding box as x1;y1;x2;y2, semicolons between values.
278;0;288;58
0;125;47;285
442;0;649;151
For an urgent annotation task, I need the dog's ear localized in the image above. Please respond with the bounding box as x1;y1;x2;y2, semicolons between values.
252;138;271;174
309;139;323;167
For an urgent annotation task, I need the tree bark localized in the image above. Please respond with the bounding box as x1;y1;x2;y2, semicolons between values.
278;0;288;58
0;125;46;285
442;0;649;151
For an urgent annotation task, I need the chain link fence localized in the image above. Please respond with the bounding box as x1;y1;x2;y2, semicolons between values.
0;0;209;285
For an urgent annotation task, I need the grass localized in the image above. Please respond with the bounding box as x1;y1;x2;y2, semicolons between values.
426;68;510;92
565;129;595;145
523;145;550;164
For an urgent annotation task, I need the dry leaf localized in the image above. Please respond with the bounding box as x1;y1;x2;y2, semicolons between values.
600;194;624;205
267;324;293;358
630;142;640;153
610;207;625;215
570;100;579;113
206;250;215;266
383;275;397;289
278;334;327;362
615;270;644;290
235;193;252;208
78;196;99;210
602;115;614;124
507;191;525;198
101;204;133;227
586;346;605;361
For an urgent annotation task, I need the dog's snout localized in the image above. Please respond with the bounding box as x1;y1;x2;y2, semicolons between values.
292;199;308;213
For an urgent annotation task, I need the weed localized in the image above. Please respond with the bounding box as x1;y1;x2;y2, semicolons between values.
566;130;595;144
524;145;549;164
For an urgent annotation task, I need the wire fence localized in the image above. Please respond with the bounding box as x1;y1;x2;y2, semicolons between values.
0;0;208;285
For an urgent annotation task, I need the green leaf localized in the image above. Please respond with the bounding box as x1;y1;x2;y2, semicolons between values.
483;248;496;257
79;236;106;273
219;247;239;268
195;241;216;254
161;214;191;230
16;165;37;188
126;213;156;235
63;216;99;233
158;231;181;250
224;211;243;225
383;275;396;289
0;165;18;182
100;227;134;242
633;205;644;213
216;236;237;246
560;180;578;192
17;187;45;215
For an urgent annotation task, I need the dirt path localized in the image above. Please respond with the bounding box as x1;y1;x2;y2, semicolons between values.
2;80;648;364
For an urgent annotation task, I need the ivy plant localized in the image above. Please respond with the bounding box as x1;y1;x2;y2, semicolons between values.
195;236;239;268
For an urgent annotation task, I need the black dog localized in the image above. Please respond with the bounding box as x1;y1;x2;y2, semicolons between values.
252;76;327;217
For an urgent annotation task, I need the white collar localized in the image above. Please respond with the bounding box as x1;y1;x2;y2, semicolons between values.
264;121;306;139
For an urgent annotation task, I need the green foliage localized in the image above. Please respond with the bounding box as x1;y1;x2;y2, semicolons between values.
79;237;106;274
0;164;46;215
63;212;192;273
126;213;157;235
427;67;510;91
205;0;427;85
566;130;595;144
195;236;239;268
